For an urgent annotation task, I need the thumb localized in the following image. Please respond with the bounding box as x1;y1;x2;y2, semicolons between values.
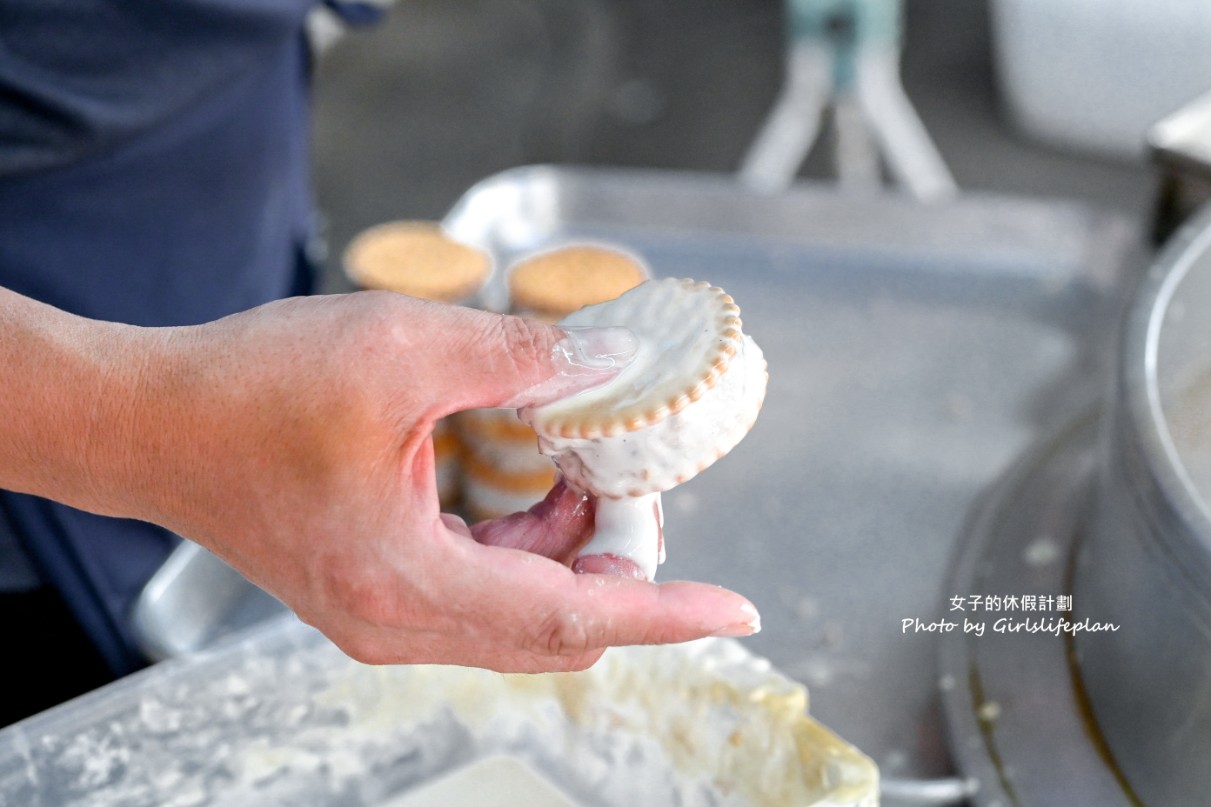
423;307;637;412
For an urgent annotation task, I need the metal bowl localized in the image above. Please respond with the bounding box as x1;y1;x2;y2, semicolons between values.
1074;201;1211;804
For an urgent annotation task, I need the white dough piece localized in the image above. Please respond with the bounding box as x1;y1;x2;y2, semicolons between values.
520;278;767;579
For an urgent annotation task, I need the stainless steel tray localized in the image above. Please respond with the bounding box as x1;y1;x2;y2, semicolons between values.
105;166;1139;804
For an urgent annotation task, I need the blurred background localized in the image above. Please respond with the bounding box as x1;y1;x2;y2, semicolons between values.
310;0;1202;292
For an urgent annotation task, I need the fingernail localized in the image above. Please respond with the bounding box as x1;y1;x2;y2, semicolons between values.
507;327;639;408
555;326;639;374
710;603;761;638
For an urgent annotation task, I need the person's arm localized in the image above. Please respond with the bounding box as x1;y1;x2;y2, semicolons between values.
0;286;150;513
0;287;758;672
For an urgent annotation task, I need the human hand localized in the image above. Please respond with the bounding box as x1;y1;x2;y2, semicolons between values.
97;292;759;672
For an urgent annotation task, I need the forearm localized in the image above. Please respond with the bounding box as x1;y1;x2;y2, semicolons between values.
0;286;147;517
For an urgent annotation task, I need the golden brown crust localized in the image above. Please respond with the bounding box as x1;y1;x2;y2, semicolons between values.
431;427;461;459
507;245;648;318
343;221;492;302
461;450;556;493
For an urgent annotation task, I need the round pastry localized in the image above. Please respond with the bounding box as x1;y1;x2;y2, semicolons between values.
343;220;493;305
519;277;768;580
507;244;649;321
461;450;558;522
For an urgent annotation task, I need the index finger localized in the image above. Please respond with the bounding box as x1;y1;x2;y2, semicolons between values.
454;540;760;660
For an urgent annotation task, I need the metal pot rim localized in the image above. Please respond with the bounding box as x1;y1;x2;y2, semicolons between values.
1120;201;1211;566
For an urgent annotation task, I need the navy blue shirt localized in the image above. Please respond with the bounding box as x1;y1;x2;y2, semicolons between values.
0;0;377;674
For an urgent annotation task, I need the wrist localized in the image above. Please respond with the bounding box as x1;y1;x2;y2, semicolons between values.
80;323;175;522
0;287;165;519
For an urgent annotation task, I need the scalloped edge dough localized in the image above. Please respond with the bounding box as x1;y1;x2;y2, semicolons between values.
519;278;767;580
522;278;767;498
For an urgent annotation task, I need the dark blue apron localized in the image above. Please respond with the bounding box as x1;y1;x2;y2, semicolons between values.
0;0;381;675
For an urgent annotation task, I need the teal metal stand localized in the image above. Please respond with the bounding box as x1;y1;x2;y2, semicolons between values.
740;0;956;200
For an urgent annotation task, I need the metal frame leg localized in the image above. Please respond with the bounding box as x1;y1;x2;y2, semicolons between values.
738;43;833;192
856;47;957;201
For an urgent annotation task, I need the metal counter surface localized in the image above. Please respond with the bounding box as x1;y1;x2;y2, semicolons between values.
0;167;1142;804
